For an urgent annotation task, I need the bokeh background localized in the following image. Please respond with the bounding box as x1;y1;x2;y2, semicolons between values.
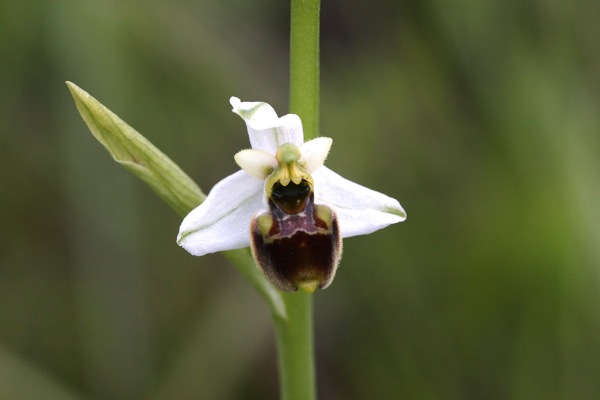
2;0;600;399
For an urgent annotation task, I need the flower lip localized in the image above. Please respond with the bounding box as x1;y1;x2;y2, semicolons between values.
251;191;342;292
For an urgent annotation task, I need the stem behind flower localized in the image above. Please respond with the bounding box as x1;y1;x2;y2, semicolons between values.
276;0;321;399
290;0;321;141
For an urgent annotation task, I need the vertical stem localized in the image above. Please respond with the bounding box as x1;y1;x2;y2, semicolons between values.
274;292;316;400
289;0;321;140
273;1;320;399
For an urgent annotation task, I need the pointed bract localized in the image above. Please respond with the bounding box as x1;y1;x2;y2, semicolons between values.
67;81;205;217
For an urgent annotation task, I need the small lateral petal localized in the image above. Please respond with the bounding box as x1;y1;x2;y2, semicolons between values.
234;149;277;179
312;167;406;238
300;137;333;173
177;170;265;256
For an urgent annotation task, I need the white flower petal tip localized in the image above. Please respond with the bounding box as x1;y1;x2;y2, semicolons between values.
230;97;279;129
229;96;240;108
300;137;333;173
234;149;277;179
177;170;264;256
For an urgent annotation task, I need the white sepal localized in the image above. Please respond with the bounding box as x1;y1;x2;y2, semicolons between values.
313;166;406;238
177;170;265;256
230;97;303;154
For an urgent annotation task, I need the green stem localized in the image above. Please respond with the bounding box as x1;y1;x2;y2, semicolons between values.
273;0;321;399
289;0;321;140
274;292;316;400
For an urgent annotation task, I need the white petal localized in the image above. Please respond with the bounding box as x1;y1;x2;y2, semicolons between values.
300;137;333;173
313;166;406;238
230;97;304;153
177;170;265;256
234;149;277;179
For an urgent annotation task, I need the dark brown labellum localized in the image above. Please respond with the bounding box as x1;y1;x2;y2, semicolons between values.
251;180;342;292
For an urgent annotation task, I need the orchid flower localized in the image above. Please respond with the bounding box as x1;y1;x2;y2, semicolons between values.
177;97;406;292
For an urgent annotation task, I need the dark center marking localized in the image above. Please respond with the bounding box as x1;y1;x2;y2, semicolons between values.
271;180;311;214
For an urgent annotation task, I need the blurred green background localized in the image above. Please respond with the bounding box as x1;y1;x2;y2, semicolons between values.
2;0;600;399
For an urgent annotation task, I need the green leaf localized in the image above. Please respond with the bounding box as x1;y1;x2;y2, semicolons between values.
66;81;205;216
